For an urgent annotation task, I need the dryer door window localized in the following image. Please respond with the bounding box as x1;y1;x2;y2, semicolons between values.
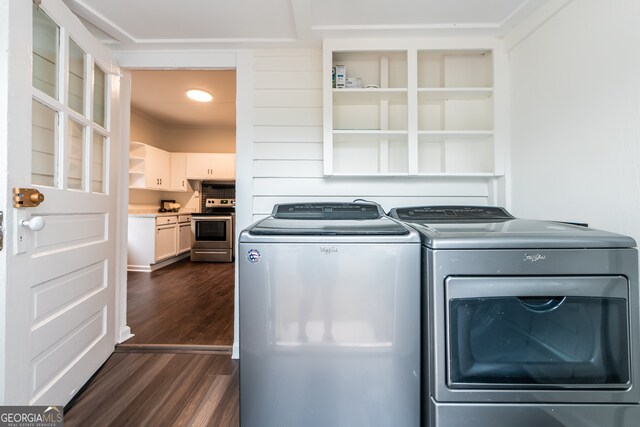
446;276;630;389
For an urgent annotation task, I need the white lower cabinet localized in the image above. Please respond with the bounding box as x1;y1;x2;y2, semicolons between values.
155;222;178;261
128;215;189;272
178;216;192;254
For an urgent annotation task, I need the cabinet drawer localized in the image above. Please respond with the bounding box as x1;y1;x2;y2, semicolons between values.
178;215;191;224
156;216;177;226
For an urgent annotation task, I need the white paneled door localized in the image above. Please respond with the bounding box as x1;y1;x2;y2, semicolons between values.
1;0;120;405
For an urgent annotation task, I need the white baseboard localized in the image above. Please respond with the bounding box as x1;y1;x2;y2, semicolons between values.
232;342;239;359
118;325;134;344
127;252;190;272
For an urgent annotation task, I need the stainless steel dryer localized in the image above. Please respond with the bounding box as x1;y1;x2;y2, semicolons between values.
239;202;421;427
388;206;640;427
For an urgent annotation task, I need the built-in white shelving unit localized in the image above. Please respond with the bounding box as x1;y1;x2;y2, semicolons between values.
323;40;503;177
128;141;147;188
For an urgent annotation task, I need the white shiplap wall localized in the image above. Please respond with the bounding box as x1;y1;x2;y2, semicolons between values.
252;48;493;218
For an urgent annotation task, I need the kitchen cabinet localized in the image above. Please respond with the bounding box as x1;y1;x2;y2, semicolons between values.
178;215;192;254
146;145;171;189
128;215;189;272
324;39;502;176
130;144;234;187
170;153;188;192
185;153;235;180
128;141;171;190
155;216;178;261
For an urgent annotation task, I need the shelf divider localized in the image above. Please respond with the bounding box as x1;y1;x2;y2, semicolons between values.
380;55;389;89
407;48;418;175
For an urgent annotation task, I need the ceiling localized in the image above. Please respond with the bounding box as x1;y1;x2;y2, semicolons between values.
130;70;236;127
63;0;549;48
67;0;550;127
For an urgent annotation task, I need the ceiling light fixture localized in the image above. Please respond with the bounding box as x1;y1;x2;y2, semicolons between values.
186;89;213;102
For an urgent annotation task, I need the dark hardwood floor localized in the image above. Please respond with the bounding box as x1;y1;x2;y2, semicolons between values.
124;259;235;346
64;261;238;425
64;351;239;426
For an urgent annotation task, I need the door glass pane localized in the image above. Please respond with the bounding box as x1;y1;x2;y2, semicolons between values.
32;100;58;187
32;4;59;99
68;38;85;114
449;296;630;387
67;119;84;190
93;65;106;127
92;132;106;193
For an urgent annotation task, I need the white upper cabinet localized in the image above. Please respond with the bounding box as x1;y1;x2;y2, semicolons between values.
186;153;235;180
185;153;210;178
145;145;171;190
170;152;188;192
210;153;235;180
323;39;503;177
130;145;235;190
128;141;170;190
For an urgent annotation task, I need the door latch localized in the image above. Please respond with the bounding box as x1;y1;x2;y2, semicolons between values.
13;188;45;208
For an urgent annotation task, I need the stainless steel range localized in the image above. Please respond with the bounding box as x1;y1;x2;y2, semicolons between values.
190;198;235;262
388;205;640;427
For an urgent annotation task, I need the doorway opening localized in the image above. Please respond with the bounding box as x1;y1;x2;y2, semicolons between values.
122;69;236;348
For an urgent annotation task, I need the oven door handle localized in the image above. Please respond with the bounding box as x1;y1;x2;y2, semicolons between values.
193;216;233;221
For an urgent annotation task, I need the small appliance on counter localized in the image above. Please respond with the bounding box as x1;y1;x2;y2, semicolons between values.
159;199;180;213
190;198;235;262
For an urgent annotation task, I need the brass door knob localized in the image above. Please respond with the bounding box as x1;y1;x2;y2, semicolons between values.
31;193;45;204
13;188;45;208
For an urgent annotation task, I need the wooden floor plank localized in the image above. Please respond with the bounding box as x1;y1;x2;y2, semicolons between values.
110;354;207;426
65;353;175;426
172;372;229;426
65;261;239;425
207;368;240;427
85;351;129;384
187;376;233;427
64;352;239;426
126;259;235;345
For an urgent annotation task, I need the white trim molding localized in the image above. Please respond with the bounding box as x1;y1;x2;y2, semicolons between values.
504;0;574;52
114;49;252;360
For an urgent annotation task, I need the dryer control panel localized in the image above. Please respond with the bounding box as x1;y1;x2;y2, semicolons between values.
391;206;514;222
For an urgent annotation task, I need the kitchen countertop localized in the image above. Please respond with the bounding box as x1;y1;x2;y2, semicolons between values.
128;211;196;218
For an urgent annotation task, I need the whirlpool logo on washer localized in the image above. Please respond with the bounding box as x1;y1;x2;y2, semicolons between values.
320;246;338;255
247;249;261;263
524;253;546;263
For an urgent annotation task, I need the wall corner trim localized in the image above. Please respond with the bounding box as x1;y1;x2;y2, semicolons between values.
504;0;574;53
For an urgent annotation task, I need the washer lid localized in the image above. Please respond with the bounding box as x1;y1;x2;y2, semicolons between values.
272;202;383;220
410;219;637;249
247;217;410;236
242;202;419;240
